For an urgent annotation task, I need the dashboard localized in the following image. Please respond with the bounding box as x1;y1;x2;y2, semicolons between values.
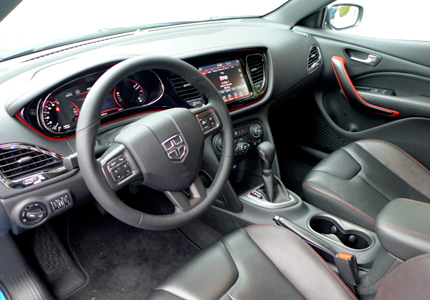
18;51;268;139
0;19;322;233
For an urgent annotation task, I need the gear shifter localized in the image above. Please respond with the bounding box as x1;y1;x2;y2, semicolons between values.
257;142;277;202
257;141;291;203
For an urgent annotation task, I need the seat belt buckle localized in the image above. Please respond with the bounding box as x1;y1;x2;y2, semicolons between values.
334;253;360;286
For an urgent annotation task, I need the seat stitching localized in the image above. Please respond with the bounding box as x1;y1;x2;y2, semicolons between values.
303;182;376;225
375;222;430;241
375;253;430;300
396;197;430;205
245;224;357;300
357;139;430;177
312;149;362;181
353;140;430;202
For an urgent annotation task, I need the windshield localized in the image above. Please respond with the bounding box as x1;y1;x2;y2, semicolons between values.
0;0;288;60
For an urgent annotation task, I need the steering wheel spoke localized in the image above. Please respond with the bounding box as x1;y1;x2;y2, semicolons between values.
164;177;207;212
99;143;142;191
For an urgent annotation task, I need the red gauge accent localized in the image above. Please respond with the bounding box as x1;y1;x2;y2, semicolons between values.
68;101;80;114
74;91;89;97
16;109;164;141
113;86;122;107
16;110;73;141
113;79;143;107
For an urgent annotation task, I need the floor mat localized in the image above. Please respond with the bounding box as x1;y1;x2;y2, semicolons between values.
65;206;201;300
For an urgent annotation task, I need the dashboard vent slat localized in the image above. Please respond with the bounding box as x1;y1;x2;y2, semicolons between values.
246;54;267;93
292;31;309;38
167;73;203;103
0;145;63;181
307;45;322;73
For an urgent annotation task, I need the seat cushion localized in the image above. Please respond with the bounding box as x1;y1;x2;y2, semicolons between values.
375;254;430;300
303;139;430;231
146;224;356;300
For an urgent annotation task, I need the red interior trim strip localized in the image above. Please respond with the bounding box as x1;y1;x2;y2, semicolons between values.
331;55;399;117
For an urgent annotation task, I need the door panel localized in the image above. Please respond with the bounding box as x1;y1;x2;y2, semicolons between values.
286;27;430;167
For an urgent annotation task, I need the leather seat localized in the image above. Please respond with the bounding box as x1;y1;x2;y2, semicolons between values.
147;224;356;300
302;139;430;231
146;224;430;300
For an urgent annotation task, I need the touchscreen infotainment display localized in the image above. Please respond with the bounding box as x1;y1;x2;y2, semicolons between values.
199;59;251;103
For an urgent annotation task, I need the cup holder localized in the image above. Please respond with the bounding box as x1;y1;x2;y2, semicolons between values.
309;214;374;250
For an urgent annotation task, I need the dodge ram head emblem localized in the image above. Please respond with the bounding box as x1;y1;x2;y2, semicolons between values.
162;134;186;161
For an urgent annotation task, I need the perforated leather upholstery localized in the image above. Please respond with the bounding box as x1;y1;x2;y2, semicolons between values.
375;254;430;300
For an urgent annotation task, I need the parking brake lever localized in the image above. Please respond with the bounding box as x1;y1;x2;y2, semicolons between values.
274;216;336;261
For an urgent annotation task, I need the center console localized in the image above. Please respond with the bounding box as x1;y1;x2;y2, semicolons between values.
208;119;381;265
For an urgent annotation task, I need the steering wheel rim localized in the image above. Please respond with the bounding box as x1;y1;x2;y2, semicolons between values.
76;55;234;230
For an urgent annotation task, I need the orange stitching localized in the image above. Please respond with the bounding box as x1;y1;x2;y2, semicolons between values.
376;222;430;242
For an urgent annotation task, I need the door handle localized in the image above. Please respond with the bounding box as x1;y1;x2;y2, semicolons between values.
350;54;378;64
331;55;399;117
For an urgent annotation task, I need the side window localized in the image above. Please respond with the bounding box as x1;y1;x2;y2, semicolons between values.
324;0;430;42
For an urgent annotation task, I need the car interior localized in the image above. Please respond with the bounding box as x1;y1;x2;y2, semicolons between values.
1;0;430;299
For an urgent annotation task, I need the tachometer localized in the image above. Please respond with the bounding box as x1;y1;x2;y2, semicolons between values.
36;69;164;137
40;97;80;134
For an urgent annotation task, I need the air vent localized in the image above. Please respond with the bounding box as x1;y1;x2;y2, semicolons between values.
292;31;309;38
0;144;63;181
307;45;322;73
246;54;267;93
167;73;203;105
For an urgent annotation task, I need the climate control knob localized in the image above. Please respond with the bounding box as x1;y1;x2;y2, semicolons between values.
236;141;250;155
250;123;263;138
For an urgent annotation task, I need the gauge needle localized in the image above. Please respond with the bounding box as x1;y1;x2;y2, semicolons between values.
68;101;81;114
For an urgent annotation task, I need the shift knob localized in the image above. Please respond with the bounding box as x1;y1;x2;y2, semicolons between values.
257;141;276;171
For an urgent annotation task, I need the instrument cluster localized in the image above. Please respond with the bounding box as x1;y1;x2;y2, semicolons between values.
36;70;164;136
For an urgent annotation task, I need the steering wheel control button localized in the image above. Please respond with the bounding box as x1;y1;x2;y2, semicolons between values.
197;110;218;133
107;155;134;182
121;162;133;176
20;203;48;225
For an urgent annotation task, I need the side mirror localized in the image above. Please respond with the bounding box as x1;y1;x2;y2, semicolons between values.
326;4;363;30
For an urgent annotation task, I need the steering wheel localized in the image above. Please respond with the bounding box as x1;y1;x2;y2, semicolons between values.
76;55;234;230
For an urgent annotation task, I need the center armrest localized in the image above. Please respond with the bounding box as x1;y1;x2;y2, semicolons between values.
376;198;430;261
